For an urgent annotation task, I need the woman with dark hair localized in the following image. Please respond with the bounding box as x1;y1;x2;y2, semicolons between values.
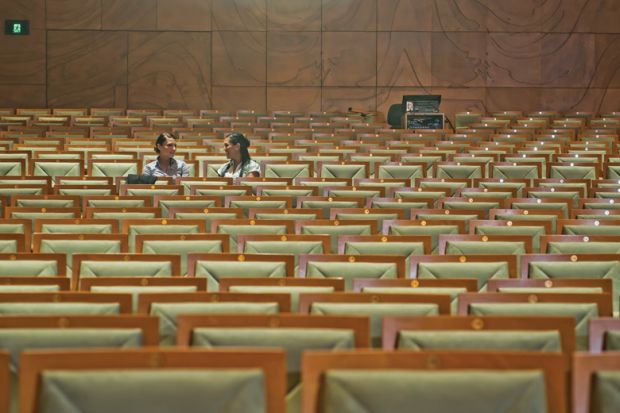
143;132;190;177
217;132;260;177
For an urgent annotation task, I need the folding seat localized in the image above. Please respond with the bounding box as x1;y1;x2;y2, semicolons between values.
0;277;69;292
382;219;463;254
474;178;530;197
438;197;504;219
236;177;293;194
533;177;590;195
168;207;243;228
210;218;294;251
177;177;233;195
20;348;287;413
456;187;517;200
0;185;49;201
321;185;385;201
318;161;369;179
490;208;563;232
294;177;352;192
1;315;158;413
33;233;128;278
337;234;429;271
470;219;551;253
410;208;484;225
523;186;582;208
415;178;470;195
411;254;518;291
382;315;575;357
505;197;572;218
248;207;322;221
298;254;406;290
558;219;620;236
578;198;620;212
368;197;432;219
389;187;448;207
218;278;344;311
178;314;368;412
29;158;84;179
0;159;25;176
0;253;66;278
189;184;252;201
187;253;295;291
490;162;542;180
119;184;183;202
137;233;229;276
238;234;329;271
487;278;611;297
72;253;181;289
121;218;206;252
433;162;484;180
54;184;115;198
521;253;620;314
295;219;377;254
540;235;620;254
83;195;151;209
261;160;313;179
88;159;142;177
0;234;26;253
573;353;620;413
375;162;426;184
296;196;365;218
0;292;132;315
328;207;403;228
299;292;450;347
137;291;291;345
10;194;80;210
458;292;612;350
224;195;292;217
255;185;317;204
438;234;532;256
549;162;600;180
84;207;161;223
4;207;80;225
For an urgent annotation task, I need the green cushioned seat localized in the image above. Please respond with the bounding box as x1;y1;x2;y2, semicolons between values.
14;199;76;209
151;302;280;345
311;302;438;347
194;261;288;291
228;286;334;312
0;161;23;176
561;225;620;236
414;213;479;224
444;241;527;255
174;212;240;227
300;225;372;254
192;327;354;412
343;242;424;273
38;370;265;413
459;191;514;200
85;199;148;208
33;161;82;177
0;223;28;236
370;201;429;219
3;328;144;413
469;302;598;350
10;212;77;223
142;240;224;276
498;287;603;294
91;286;198;312
436;165;482;179
57;188;114;197
388;224;459;254
158;199;217;217
528;261;620;313
511;202;569;218
39;223;114;234
377;165;425;183
417;262;510;291
90;162;139;177
591;371;620;413
492;165;540;179
397;330;561;352
90;212;158;222
322;370;546;413
0;239;19;253
393;190;445;205
264;164;311;178
243;240;325;274
254;212;320;220
216;224;289;251
299;200;361;219
127;224;202;252
0;303;120;315
78;261;173;278
39;239;123;276
442;201;501;213
320;164;367;179
0;260;60;277
418;181;467;195
550;165;596;180
493;213;559;233
305;261;399;291
475;226;545;252
0;285;60;292
546;242;620;254
362;287;466;314
478;181;527;197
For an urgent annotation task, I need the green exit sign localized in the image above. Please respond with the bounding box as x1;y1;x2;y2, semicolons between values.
4;20;30;36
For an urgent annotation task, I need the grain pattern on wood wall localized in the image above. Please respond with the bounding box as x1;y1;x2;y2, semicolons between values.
0;0;619;119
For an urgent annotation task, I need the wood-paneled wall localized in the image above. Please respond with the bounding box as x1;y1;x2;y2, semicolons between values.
1;0;619;119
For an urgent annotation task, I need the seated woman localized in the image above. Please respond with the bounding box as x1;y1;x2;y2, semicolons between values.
143;132;190;178
217;132;260;178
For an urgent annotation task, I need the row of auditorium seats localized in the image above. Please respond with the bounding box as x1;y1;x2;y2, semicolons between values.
2;107;620;413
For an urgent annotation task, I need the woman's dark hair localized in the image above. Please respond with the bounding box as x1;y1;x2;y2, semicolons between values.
226;132;252;164
154;132;177;153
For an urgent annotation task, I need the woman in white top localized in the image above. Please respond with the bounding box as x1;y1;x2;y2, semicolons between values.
217;132;260;178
